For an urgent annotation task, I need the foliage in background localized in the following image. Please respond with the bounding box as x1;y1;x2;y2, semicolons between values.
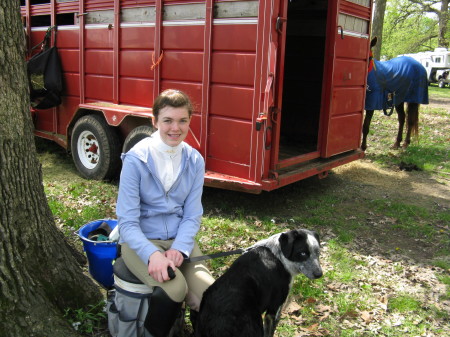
380;0;449;58
382;0;439;58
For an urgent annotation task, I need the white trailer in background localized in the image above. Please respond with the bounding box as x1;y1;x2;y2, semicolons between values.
400;48;450;87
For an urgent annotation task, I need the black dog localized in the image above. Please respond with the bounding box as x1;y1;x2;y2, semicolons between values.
195;229;322;337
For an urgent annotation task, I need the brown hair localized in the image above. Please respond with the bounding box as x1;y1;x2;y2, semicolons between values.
152;89;193;122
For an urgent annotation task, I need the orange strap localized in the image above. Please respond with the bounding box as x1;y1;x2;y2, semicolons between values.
151;51;164;70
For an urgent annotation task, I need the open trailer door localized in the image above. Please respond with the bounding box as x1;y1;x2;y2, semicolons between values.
321;0;372;157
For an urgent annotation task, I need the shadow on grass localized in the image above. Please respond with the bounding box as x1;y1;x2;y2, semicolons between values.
201;160;449;266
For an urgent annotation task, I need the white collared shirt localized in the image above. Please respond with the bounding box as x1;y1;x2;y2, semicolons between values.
149;131;183;192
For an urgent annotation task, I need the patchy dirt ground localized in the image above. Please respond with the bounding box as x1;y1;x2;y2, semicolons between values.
328;96;449;265
332;159;449;262
277;97;449;336
428;96;450;112
275;127;449;335
336;96;449;265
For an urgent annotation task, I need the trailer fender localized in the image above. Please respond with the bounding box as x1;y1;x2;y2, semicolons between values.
78;103;153;127
68;104;154;148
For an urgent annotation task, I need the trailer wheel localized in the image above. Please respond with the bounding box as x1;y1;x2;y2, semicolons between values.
71;115;121;180
122;125;154;153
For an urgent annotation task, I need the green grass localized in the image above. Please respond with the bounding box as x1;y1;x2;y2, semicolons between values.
43;173;118;232
366;199;450;259
365;104;449;175
389;294;422;313
437;274;450;300
64;301;107;334
428;83;450;98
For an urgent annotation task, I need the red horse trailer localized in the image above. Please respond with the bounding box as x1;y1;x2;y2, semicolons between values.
21;0;372;193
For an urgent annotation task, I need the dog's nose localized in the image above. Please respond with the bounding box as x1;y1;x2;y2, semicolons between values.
313;270;323;279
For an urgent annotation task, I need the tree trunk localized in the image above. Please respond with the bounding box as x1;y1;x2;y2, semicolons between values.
371;0;387;60
0;3;103;336
438;0;449;48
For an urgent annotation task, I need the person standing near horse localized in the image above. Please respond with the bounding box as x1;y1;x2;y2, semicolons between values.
362;37;429;150
116;89;214;336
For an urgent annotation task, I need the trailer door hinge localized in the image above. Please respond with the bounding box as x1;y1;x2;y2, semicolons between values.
271;107;279;123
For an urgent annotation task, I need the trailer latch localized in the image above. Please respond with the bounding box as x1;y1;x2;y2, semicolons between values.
256;112;267;131
276;17;287;33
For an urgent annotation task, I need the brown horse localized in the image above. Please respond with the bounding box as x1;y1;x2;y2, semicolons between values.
361;37;429;150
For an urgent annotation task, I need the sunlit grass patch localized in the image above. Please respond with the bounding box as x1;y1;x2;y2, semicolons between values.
326;240;365;283
389;294;422;313
364;104;449;177
44;180;118;233
428;83;450;99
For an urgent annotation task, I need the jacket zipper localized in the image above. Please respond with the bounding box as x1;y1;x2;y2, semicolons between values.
146;158;170;239
149;147;190;240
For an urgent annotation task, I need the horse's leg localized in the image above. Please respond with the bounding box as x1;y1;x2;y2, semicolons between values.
361;110;374;151
403;103;419;148
393;103;405;149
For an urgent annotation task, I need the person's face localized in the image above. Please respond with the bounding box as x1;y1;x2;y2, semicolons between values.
154;106;191;147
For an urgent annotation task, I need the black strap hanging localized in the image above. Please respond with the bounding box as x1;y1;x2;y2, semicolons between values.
30;25;56;52
27;26;63;109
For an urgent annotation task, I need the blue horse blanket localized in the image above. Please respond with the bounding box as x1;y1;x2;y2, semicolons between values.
365;56;429;111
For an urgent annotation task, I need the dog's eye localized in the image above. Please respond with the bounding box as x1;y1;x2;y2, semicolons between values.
300;252;307;257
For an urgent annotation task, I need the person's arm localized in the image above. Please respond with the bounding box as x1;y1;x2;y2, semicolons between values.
117;155;159;264
171;153;205;257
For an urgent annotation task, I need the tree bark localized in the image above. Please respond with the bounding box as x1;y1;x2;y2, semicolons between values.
371;0;387;60
0;3;103;336
438;0;449;48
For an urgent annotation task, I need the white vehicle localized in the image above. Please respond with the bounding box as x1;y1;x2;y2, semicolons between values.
399;48;450;87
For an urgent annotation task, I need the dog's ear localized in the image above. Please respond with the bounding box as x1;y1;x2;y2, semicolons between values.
280;230;304;258
312;231;320;247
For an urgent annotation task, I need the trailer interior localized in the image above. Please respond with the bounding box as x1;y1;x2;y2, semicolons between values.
279;0;328;160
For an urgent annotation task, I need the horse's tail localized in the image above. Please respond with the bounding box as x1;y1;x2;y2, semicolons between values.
407;103;420;138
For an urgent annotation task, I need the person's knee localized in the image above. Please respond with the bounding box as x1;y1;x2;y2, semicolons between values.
162;270;188;303
184;265;215;311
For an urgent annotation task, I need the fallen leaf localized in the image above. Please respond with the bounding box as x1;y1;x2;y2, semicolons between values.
360;311;373;324
315;304;332;313
306;297;317;304
284;301;302;314
303;323;319;331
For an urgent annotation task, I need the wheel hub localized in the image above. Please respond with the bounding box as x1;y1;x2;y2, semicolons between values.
78;131;100;169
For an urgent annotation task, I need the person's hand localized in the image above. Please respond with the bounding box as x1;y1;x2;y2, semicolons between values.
148;251;175;283
165;249;184;267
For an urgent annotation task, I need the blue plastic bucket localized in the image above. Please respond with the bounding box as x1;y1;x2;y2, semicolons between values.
77;219;118;288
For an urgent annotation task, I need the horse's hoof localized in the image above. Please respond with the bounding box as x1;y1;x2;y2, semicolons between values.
391;143;400;150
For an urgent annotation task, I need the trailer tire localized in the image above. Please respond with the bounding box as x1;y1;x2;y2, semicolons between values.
122;125;154;153
71;114;121;180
